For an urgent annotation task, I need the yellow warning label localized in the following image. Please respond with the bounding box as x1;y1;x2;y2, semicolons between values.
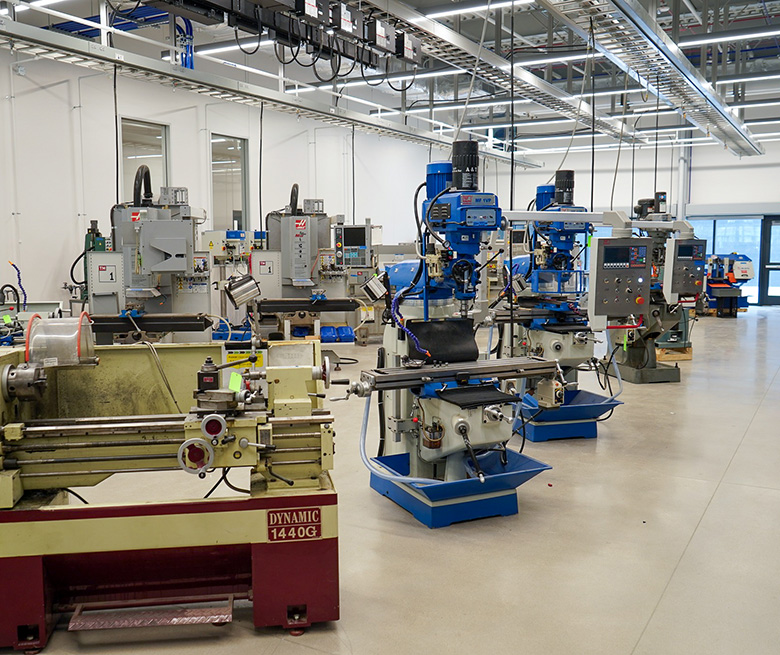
225;351;263;369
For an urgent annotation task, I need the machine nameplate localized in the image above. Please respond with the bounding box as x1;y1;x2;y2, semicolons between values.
267;507;322;542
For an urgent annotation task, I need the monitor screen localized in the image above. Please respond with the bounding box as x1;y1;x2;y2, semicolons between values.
343;227;366;247
511;228;527;245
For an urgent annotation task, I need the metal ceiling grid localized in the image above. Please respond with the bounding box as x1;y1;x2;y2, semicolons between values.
353;0;637;141
0;16;541;166
535;0;763;156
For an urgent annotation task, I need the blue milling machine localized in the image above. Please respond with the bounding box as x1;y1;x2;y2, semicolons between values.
497;171;621;442
337;141;565;528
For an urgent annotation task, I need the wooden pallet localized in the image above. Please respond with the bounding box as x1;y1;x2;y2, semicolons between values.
656;347;693;362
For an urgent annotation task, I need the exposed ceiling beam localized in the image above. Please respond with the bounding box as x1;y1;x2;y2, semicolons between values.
534;0;763;156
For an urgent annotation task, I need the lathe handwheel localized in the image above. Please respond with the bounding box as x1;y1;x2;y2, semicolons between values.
177;438;215;475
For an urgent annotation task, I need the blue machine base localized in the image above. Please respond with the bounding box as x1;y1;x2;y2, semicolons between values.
517;389;621;442
524;419;597;442
368;451;550;529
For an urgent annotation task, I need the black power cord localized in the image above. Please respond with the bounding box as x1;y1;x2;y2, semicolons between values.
65;488;89;504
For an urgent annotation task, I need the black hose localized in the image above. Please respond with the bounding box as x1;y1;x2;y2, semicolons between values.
69;246;95;286
423;186;452;248
0;284;20;306
412;181;426;246
133;164;153;207
376;347;386;457
289;183;299;213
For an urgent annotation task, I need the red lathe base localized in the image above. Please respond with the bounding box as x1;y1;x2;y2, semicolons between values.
0;490;339;652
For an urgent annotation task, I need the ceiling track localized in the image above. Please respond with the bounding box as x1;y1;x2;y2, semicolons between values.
0;16;542;167
352;0;638;142
535;0;763;156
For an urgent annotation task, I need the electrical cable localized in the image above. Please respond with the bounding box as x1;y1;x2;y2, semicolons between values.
0;284;20;306
104;0;141;17
203;469;227;498
65;488;89;504
609;73;630;210
69;246;95;286
543;33;592;184
113;65;119;205
291;20;322;68
222;468;250;494
259;102;265;231
360;46;386;87
127;315;182;414
207;314;233;342
351;126;356;224
274;23;301;65
653;74;661;194
452;0;493;142
233;26;262;56
312;34;343;83
422;186;451;249
590;18;595;214
386;62;417;93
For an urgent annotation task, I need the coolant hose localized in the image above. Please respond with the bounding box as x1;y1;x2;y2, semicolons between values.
359;392;436;486
605;329;624;401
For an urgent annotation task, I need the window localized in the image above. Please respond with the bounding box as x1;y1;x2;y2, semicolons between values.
689;219;714;253
211;135;248;231
713;218;760;304
121;119;168;203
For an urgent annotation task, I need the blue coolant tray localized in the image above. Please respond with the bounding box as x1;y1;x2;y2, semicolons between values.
520;389;621;422
370;450;551;503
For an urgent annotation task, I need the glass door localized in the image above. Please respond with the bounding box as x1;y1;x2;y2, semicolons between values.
759;216;780;305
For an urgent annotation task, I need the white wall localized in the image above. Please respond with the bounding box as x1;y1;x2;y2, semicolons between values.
0;49;778;301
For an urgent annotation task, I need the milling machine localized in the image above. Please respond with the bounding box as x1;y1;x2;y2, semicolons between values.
341;141;564;529
0;312;339;651
495;173;620;442
82;165;212;343
604;206;705;383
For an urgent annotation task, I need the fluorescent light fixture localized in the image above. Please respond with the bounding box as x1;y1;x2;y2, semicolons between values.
513;132;610;142
716;71;780;85
455;118;575;131
211;138;228;143
575;87;646;98
731;99;780;109
619;109;678;118
15;0;66;12
375;97;532;117
747;118;780;127
292;67;462;93
514;52;600;68
198;38;274;55
426;0;533;19
126;154;163;159
682;27;780;47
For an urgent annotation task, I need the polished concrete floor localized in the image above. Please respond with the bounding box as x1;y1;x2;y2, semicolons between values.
35;308;780;654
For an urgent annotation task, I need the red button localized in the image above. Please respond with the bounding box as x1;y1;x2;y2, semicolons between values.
636;297;645;304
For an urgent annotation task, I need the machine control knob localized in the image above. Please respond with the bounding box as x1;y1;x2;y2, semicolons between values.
615;277;622;283
336;251;342;257
626;288;632;294
636;297;645;305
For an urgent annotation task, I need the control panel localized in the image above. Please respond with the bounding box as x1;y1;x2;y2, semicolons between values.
282;217;314;287
465;208;498;228
663;238;706;303
588;237;653;330
333;224;371;267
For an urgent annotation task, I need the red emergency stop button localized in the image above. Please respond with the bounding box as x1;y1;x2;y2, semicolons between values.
636;296;645;305
695;280;702;286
